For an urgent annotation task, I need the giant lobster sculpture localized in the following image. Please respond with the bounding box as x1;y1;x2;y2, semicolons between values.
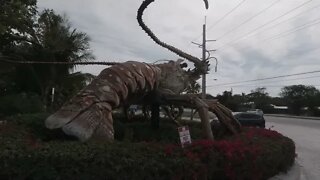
1;0;241;141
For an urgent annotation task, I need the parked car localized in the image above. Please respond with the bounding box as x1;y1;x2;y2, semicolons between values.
247;109;264;116
234;112;265;128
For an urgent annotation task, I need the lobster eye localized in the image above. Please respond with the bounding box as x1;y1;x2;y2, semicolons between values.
180;63;188;68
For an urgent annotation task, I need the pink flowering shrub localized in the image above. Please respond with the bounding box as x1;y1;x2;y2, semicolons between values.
0;115;295;180
163;127;295;180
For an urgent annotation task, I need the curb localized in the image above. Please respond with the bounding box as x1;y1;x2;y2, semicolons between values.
265;114;320;120
269;160;303;180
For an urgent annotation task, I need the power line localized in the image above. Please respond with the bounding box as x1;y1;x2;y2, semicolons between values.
216;0;281;40
0;55;119;66
217;33;320;58
190;0;247;42
213;44;320;76
215;2;320;53
222;17;320;52
207;0;247;31
223;84;320;88
216;0;313;50
261;17;320;42
248;2;320;40
207;70;320;87
208;75;320;88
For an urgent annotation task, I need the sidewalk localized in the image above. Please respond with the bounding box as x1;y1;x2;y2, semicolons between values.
265;114;320;120
269;160;304;180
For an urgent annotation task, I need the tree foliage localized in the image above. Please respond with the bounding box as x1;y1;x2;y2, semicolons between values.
14;9;94;104
280;85;320;115
216;91;241;111
184;80;201;94
0;1;95;112
0;0;38;52
247;87;271;110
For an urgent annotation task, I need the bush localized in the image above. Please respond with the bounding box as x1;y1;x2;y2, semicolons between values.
114;118;206;143
0;93;44;117
0;114;295;180
5;113;74;141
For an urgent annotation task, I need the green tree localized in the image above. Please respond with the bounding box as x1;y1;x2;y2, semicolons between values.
10;9;94;107
0;0;38;52
184;80;201;94
232;93;248;111
0;0;38;93
246;87;271;111
1;3;95;111
280;85;320;115
50;72;95;110
270;97;286;106
216;91;238;111
182;80;201;121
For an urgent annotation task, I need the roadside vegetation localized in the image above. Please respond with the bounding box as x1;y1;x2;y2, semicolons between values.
0;113;295;180
216;86;320;116
0;0;95;118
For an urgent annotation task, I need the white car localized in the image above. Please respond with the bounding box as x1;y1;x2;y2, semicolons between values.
247;109;264;116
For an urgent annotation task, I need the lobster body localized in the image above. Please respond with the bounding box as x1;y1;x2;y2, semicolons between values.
45;0;222;141
45;60;189;141
2;0;241;141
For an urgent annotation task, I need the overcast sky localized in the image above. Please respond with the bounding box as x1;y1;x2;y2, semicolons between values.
37;0;320;97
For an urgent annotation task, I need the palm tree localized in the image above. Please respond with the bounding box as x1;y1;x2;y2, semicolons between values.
5;9;95;110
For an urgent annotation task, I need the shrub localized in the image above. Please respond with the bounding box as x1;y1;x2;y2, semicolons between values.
0;93;44;117
0;114;295;180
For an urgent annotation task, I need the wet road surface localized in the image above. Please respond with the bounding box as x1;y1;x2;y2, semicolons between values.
265;115;320;180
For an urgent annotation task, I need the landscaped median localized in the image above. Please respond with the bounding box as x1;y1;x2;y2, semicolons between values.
0;114;295;180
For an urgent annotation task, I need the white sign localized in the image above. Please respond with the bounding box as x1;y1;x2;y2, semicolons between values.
178;126;192;148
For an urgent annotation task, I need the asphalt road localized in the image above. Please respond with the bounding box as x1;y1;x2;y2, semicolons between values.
265;115;320;180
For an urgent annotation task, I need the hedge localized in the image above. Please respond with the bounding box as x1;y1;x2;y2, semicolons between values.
0;93;44;117
0;114;295;180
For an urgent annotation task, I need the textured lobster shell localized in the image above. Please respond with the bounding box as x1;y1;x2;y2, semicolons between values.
45;61;162;141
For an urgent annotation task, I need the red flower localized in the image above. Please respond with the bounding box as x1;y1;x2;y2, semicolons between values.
164;144;177;155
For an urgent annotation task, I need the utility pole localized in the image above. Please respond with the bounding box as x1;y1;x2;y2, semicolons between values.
191;19;217;140
201;23;207;100
192;17;217;100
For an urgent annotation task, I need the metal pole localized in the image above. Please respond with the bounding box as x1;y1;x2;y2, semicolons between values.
200;18;214;140
201;23;206;99
51;87;55;103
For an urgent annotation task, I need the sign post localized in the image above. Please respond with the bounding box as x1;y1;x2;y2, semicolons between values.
178;126;192;148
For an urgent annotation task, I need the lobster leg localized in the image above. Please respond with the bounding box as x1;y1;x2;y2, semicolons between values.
161;105;184;126
192;97;214;140
159;93;241;139
158;94;213;139
205;100;241;135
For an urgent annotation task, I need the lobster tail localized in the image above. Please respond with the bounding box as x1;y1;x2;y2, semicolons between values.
46;100;114;141
45;94;97;129
62;103;114;141
45;75;120;141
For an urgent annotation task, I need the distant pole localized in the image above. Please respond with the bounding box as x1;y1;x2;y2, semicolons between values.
201;22;206;99
51;87;55;103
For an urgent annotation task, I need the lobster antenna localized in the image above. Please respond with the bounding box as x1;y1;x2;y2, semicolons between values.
137;0;209;74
